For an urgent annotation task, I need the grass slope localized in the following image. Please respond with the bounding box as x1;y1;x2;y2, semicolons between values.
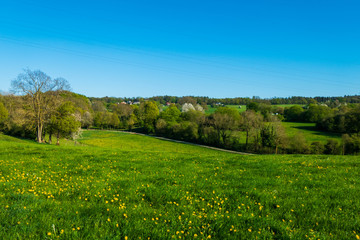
283;122;342;143
0;131;359;239
205;105;246;114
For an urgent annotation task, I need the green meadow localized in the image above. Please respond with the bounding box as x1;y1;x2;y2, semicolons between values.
205;105;246;114
282;122;342;143
0;131;359;239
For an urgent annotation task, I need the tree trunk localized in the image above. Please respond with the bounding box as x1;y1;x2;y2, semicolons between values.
56;131;60;145
275;145;278;154
246;130;249;149
37;123;43;143
49;133;52;144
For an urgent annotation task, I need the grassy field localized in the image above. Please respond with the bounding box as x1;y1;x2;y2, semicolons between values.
232;122;342;145
205;105;246;114
0;131;359;239
282;122;342;143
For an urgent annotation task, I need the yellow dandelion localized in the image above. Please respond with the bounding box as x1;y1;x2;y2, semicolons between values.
47;232;51;236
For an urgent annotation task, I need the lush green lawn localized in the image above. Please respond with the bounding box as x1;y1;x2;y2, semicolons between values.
282;122;342;143
0;131;359;239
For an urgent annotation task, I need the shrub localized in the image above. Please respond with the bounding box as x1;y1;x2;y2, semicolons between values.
310;141;325;154
324;139;341;155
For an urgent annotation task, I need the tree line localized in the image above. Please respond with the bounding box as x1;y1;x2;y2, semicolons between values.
89;94;360;107
1;69;359;154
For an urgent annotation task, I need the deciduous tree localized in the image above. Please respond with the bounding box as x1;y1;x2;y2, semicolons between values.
11;69;70;142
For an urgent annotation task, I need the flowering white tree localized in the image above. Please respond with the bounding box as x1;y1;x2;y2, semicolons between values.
195;104;204;112
181;103;195;112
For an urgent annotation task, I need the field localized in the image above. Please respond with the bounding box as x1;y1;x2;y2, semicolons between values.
0;131;359;239
282;122;342;143
205;105;246;114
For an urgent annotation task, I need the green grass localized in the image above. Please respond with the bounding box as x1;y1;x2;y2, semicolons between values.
206;105;246;114
282;122;342;143
0;131;359;239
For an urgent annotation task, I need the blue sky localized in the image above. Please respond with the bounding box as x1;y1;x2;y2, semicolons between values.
0;0;359;98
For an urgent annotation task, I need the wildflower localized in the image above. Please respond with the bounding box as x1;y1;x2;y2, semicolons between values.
47;232;51;236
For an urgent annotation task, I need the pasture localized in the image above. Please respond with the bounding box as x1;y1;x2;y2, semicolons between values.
205;105;246;114
282;122;342;143
0;131;359;239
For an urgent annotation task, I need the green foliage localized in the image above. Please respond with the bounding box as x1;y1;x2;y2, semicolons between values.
0;102;8;124
303;104;332;122
289;133;309;154
310;142;325;154
140;101;159;133
324;139;341;155
159;104;181;124
284;105;304;122
342;134;360;155
50;102;81;144
247;102;260;112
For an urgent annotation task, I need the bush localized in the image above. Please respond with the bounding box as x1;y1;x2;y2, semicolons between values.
324;139;341;155
289;133;309;154
310;141;325;154
342;134;360;155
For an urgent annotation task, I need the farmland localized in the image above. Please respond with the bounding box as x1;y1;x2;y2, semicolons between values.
0;131;359;239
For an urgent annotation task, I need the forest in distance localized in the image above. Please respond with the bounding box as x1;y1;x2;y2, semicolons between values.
0;69;360;155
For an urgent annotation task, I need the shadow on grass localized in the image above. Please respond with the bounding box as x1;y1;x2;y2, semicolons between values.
293;125;341;138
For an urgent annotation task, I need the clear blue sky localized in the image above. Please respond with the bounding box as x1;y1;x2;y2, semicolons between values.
0;0;359;98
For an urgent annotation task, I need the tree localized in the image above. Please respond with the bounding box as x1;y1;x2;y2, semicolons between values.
81;111;93;129
284;105;304;122
140;101;159;133
11;69;70;143
51;102;81;145
181;103;195;112
242;110;263;149
160;104;181;124
324;139;341;155
211;107;241;146
0;102;8;125
110;113;120;129
289;133;309;154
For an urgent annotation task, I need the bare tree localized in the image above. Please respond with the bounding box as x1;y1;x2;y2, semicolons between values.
11;69;70;143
